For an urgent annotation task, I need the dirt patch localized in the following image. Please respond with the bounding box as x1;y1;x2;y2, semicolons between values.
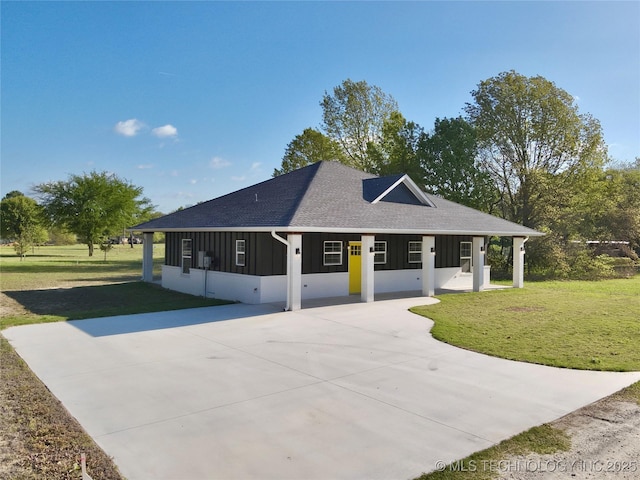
497;397;640;479
0;292;29;318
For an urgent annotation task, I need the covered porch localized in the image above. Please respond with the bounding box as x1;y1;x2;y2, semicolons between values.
139;232;528;311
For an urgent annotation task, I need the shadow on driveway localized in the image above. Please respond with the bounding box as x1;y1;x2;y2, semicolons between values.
69;303;281;337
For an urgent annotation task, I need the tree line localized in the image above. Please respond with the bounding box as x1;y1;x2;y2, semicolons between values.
1;172;156;258
274;71;640;278
2;70;638;278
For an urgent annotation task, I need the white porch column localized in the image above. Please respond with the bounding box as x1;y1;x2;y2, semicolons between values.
422;235;436;297
142;232;154;282
513;237;526;288
472;236;485;292
288;233;302;311
361;234;375;303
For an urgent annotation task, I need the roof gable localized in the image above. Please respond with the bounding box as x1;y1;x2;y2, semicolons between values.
364;174;435;207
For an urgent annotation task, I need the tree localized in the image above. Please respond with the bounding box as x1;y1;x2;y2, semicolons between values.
34;171;153;256
367;111;424;181
594;164;640;252
465;70;607;228
419;117;498;212
273;128;346;176
0;192;46;258
320;79;398;172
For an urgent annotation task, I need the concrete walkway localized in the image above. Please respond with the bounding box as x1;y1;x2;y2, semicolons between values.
5;297;640;480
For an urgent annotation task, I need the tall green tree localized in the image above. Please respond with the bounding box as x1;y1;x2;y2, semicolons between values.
419;117;498;211
320;78;398;173
273;128;346;176
465;70;607;228
367;111;424;180
34;171;153;256
0;192;46;258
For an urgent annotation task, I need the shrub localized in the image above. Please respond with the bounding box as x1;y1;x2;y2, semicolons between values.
524;235;634;280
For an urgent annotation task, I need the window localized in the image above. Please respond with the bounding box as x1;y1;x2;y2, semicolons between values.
374;241;387;264
181;239;192;274
323;241;343;266
408;241;422;263
236;239;246;266
460;241;472;273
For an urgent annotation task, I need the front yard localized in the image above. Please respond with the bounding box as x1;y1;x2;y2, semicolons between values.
1;245;639;479
412;275;640;479
411;276;640;372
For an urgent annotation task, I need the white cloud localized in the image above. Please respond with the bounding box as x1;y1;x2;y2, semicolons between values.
189;179;197;185
250;162;262;172
232;176;246;182
137;164;153;169
152;124;178;138
210;156;231;169
114;118;145;137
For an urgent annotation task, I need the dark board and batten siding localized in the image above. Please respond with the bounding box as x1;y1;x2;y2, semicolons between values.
165;231;286;276
165;232;474;276
436;235;472;269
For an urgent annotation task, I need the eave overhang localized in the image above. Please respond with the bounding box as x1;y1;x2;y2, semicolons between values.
129;225;545;237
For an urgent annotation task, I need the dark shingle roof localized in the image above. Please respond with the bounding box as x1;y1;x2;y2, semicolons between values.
133;161;542;237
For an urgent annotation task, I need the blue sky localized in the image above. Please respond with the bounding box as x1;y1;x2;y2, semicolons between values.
2;1;638;213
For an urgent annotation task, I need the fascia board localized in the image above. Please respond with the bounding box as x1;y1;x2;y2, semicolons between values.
129;225;545;237
402;176;437;207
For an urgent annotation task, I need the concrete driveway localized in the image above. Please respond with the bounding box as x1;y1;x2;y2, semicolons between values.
5;297;640;480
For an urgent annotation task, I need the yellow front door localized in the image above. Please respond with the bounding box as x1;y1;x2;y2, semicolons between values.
348;242;362;294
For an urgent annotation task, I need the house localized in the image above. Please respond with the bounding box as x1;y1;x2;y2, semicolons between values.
132;161;542;310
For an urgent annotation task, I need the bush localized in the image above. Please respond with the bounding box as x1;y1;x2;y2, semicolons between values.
524;235;635;280
525;233;570;279
486;240;511;279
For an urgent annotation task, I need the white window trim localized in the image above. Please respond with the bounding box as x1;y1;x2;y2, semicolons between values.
460;241;472;260
374;241;387;265
236;239;246;266
323;241;343;266
408;241;422;263
181;238;192;275
460;241;472;272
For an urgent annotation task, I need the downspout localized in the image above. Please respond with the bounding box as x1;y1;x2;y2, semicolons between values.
271;231;291;311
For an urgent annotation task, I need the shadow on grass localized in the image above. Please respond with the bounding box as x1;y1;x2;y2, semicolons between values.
3;282;233;320
3;282;282;337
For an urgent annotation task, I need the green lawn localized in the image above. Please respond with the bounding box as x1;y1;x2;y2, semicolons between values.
412;277;640;479
411;276;640;372
0;243;231;329
0;243;163;291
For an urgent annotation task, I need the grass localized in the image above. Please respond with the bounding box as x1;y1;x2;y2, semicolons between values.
0;243;161;291
1;244;232;330
411;275;640;479
416;424;571;480
0;244;233;478
416;381;640;480
1;281;232;329
0;336;126;479
410;276;640;371
2;247;639;478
